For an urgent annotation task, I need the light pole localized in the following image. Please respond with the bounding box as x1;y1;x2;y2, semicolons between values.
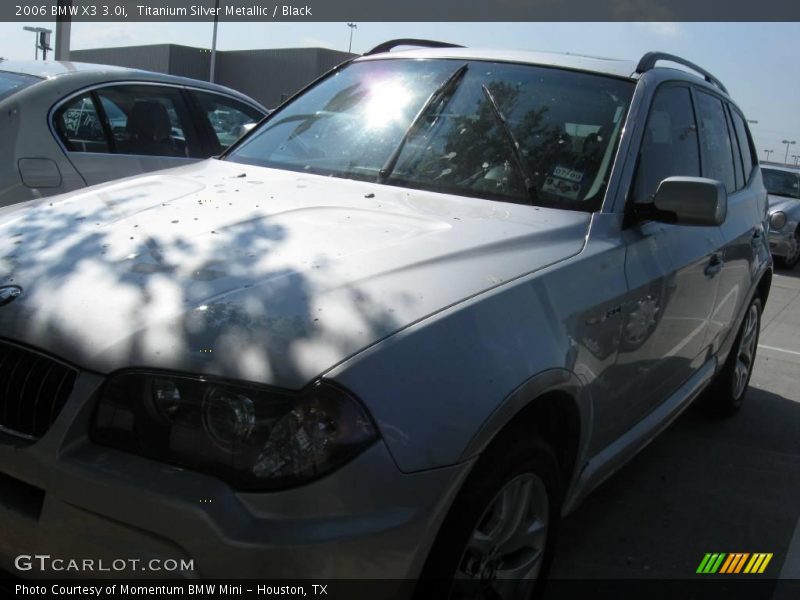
782;140;797;166
764;149;774;162
209;0;220;82
55;0;72;60
793;155;800;167
347;23;357;53
23;26;52;60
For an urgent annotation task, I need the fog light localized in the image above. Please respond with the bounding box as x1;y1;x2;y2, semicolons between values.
202;388;256;451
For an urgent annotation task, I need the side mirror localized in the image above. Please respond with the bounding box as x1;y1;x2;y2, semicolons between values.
651;176;727;226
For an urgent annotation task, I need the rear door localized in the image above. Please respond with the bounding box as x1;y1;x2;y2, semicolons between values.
617;84;725;420
704;96;767;352
53;84;203;186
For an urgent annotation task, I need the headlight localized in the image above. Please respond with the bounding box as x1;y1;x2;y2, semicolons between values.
770;211;788;230
91;372;377;490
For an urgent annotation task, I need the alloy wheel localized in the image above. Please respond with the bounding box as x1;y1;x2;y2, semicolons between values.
732;303;759;401
454;473;549;600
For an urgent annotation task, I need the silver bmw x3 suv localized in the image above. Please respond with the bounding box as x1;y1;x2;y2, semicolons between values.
0;40;772;597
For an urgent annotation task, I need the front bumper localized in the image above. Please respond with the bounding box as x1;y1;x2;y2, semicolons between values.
0;372;472;580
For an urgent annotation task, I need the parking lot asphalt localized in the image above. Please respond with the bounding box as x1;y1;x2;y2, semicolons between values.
549;270;800;583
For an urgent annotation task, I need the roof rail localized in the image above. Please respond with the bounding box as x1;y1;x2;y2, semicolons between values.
636;51;728;95
364;39;464;56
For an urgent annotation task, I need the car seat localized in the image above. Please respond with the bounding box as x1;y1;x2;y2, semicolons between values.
122;100;187;157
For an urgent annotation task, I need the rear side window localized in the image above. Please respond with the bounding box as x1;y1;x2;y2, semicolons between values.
190;90;264;152
694;90;736;193
54;94;110;153
730;108;755;183
632;86;700;203
0;71;39;101
724;108;744;190
95;85;199;158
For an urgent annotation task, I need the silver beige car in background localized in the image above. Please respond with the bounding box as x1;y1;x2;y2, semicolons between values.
0;42;772;598
762;165;800;268
0;59;266;208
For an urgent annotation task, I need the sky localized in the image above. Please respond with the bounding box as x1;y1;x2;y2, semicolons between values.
2;21;799;163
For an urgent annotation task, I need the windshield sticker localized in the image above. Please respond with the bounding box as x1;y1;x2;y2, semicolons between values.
553;166;584;183
543;167;582;200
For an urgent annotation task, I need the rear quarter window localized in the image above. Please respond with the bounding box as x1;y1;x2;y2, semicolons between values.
54;93;110;153
729;108;756;183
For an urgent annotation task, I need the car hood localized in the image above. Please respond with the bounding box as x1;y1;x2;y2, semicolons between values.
768;193;800;215
0;160;589;388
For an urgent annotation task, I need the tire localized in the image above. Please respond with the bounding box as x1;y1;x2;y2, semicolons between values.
775;229;800;269
704;296;762;416
417;436;562;600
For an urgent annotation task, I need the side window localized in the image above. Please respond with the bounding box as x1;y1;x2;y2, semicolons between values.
94;85;199;158
191;90;264;152
632;86;700;204
694;90;736;193
55;93;110;153
730;108;755;183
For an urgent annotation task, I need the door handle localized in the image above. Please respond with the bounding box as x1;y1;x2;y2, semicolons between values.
704;253;724;277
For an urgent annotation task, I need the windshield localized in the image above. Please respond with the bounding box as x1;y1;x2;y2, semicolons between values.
227;59;634;211
762;167;800;199
0;70;40;102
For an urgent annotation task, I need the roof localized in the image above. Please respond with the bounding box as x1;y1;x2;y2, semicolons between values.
355;48;638;80
0;59;137;79
0;59;266;110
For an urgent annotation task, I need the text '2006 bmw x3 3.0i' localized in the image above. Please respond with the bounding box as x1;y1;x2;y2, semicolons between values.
0;40;771;598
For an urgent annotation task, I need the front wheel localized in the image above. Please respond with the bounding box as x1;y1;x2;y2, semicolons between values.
418;437;561;600
704;296;762;416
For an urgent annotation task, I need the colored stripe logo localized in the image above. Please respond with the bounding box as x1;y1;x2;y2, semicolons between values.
697;553;773;574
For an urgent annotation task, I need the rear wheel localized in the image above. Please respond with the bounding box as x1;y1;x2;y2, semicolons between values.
418;437;561;600
704;296;761;416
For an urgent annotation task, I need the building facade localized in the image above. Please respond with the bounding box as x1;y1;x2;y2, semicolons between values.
70;44;355;108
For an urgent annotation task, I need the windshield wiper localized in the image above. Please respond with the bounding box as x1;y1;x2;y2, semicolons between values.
480;84;538;204
378;63;469;183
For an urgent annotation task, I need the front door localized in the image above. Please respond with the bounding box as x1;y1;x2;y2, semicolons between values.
616;84;724;425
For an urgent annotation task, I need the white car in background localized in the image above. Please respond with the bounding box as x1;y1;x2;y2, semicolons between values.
0;60;267;207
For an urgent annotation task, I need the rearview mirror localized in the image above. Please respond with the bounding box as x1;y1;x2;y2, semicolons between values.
651;176;727;226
